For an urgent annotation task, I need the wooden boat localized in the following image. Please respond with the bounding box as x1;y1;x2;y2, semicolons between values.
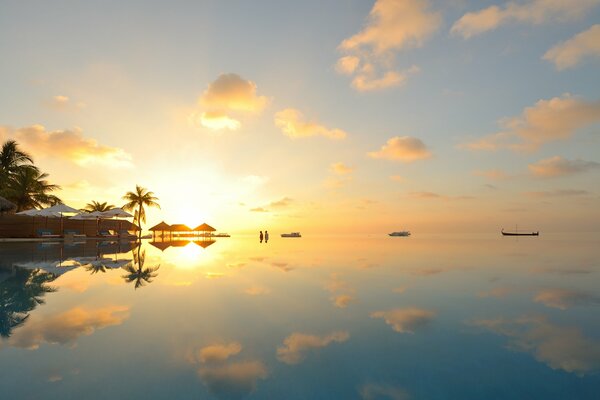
389;231;411;237
281;232;301;238
501;229;539;236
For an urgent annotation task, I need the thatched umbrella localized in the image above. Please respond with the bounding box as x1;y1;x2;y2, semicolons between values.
0;196;17;214
194;223;216;237
170;224;192;237
149;221;171;239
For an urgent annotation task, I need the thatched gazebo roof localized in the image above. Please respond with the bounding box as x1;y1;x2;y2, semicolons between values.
170;224;192;232
0;196;16;213
150;241;171;251
194;240;216;248
194;223;216;232
149;221;171;231
169;240;191;247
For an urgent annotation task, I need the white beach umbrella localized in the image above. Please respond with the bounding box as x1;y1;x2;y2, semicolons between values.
101;208;133;218
17;209;43;216
43;203;80;215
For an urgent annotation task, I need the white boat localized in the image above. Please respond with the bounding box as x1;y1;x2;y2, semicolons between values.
281;232;301;238
388;231;410;237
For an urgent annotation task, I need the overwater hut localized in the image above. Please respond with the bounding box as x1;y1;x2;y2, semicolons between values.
194;223;216;237
170;224;192;237
149;241;171;252
0;196;16;215
149;221;171;239
194;239;215;248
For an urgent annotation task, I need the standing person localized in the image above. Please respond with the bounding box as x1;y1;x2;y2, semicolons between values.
265;230;269;243
259;231;263;243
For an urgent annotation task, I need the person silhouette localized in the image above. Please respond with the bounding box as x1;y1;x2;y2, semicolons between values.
265;230;269;243
259;231;263;243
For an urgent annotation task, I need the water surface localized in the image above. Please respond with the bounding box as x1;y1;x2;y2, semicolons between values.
1;234;599;399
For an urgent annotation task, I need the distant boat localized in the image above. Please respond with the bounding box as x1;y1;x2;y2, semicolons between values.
281;232;301;238
389;231;411;237
501;228;539;236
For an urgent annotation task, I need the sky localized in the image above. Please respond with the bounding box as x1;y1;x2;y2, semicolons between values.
1;0;599;233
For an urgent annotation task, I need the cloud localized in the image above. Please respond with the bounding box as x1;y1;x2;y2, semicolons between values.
198;361;268;399
525;189;591;198
371;307;436;333
330;162;353;175
244;286;271;296
47;95;86;111
0;124;133;168
325;274;356;308
276;331;350;364
473;169;511;180
471;316;600;375
336;0;441;91
332;294;356;308
461;94;600;152
197;111;241;131
451;0;600;38
274;108;347;139
390;175;405;182
360;383;410;400
544;24;600;70
200;73;268;113
528;156;600;177
192;73;268;131
198;342;242;363
408;191;474;200
249;207;268;212
7;306;129;349
534;289;600;310
269;197;293;208
368;136;431;162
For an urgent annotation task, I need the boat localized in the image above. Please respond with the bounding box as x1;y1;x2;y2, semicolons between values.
281;232;301;238
501;229;539;236
389;231;411;237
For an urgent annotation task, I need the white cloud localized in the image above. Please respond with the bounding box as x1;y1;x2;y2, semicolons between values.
0;124;133;168
274;108;347;139
544;24;600;70
198;361;268;398
462;94;600;152
336;0;440;91
330;162;353;175
368;136;431;162
198;111;241;131
528;156;600;177
452;0;600;38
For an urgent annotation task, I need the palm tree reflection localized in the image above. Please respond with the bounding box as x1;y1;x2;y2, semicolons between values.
0;267;57;337
122;247;159;290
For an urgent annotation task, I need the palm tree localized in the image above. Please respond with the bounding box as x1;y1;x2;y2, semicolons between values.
0;140;36;190
83;201;115;213
2;166;61;212
122;185;160;239
122;248;159;289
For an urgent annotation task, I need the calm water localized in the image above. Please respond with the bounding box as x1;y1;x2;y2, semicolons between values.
1;234;599;399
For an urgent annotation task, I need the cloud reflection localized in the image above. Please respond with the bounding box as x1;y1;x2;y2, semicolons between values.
277;331;349;364
371;307;436;333
533;289;600;310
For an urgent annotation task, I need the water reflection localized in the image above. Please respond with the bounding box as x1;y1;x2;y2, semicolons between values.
0;234;598;398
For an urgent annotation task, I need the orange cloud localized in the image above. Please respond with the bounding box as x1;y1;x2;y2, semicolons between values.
525;189;591;198
277;331;349;364
0;125;133;168
330;162;353;175
368;136;431;162
461;94;600;152
528;156;600;177
452;0;599;38
197;111;241;131
534;289;600;310
371;307;436;333
7;306;129;349
471;316;600;375
198;361;268;398
544;24;600;70
274;108;347;139
337;0;440;91
191;73;268;131
198;342;242;363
